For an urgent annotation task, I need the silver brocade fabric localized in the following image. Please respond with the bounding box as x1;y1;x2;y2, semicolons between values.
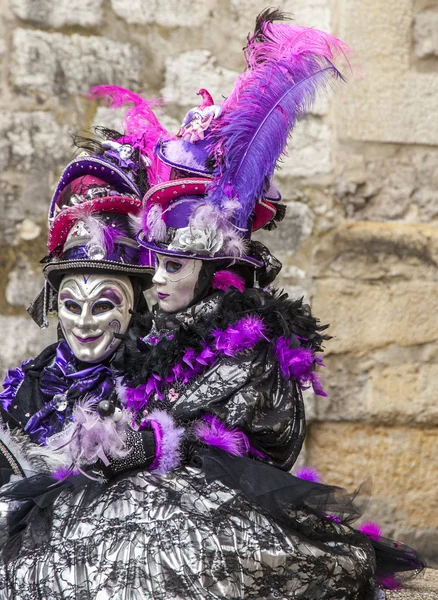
1;466;376;599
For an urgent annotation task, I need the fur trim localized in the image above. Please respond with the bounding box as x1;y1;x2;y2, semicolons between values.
141;410;185;474
0;422;69;475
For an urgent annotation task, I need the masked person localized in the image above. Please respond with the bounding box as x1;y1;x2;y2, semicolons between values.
0;10;423;600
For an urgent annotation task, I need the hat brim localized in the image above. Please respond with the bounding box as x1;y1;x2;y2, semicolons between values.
44;259;154;291
48;196;142;252
137;233;263;268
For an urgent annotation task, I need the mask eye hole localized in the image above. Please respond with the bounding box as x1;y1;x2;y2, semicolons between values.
92;301;115;315
64;300;81;314
165;260;183;274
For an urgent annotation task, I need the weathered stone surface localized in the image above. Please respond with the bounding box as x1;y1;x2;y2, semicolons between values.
111;0;216;28
161;50;238;107
0;111;70;171
335;147;438;223
307;422;438;532
281;118;333;178
11;0;103;28
0;315;56;382
254;201;314;257
414;10;438;59
313;222;438;282
389;569;438;599
12;29;142;97
6;258;44;308
337;0;438;145
315;345;438;426
312;278;438;355
230;0;331;32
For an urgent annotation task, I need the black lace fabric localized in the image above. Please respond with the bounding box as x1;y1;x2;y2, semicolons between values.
1;466;378;599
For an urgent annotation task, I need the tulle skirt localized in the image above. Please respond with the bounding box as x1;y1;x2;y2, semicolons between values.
0;458;381;600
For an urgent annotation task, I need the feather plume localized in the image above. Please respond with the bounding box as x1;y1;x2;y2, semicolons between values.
89;85;173;185
207;57;344;228
206;14;351;229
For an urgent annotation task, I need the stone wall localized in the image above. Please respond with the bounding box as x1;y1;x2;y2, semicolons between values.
0;0;436;563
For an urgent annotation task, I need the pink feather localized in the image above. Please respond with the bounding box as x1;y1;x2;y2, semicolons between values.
212;270;245;292
89;85;173;185
359;521;382;541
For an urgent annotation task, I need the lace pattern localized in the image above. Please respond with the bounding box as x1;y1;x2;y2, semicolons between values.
1;467;377;599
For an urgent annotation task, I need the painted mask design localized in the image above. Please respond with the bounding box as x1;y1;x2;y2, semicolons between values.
152;254;202;313
58;274;134;363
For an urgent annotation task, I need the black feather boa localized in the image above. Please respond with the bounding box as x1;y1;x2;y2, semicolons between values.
116;288;329;389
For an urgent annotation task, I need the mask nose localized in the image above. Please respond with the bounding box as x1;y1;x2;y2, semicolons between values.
77;303;95;329
152;265;166;286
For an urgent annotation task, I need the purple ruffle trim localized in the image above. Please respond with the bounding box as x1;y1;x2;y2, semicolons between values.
274;336;326;396
140;410;185;474
124;315;266;413
0;361;31;412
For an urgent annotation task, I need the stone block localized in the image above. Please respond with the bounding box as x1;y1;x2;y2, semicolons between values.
307;422;438;531
6;259;44;308
11;0;103;28
281;117;333;178
313;222;438;282
414;10;438;59
111;0;216;27
161;49;238;107
0;315;57;383
230;0;331;32
337;0;438;145
311;278;438;355
12;29;142;98
253;201;314;257
315;349;438;426
0;111;71;171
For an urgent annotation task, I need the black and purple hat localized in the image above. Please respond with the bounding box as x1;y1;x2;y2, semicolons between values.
43;151;155;292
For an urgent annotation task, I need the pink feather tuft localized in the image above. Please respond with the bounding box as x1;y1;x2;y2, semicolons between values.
212;270;245;292
295;465;321;483
359;521;382;541
194;414;250;456
89;85;173;185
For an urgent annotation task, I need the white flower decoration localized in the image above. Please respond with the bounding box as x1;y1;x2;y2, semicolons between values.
168;226;224;256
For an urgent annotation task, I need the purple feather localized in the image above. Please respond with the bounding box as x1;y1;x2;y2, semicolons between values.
207;57;344;228
194;414;250;456
103;224;123;255
359;521;382;541
275;336;326;396
46;399;133;468
295;465;321;483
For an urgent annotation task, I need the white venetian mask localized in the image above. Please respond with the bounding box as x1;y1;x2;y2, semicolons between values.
58;273;134;363
152;254;203;313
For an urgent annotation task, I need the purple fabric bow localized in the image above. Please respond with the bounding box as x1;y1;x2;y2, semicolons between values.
25;341;115;445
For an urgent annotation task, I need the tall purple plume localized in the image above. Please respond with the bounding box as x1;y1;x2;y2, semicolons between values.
206;13;349;229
